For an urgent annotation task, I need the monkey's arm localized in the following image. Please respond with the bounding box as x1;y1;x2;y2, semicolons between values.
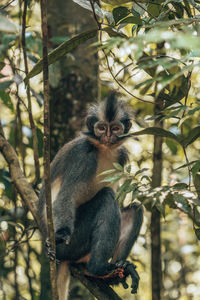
38;137;98;244
52;139;98;244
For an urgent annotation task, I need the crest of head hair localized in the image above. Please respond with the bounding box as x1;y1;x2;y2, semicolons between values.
105;92;119;122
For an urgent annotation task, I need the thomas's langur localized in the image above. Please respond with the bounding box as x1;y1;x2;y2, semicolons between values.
38;93;143;300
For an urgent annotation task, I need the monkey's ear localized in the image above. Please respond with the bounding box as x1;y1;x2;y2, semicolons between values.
123;120;132;133
127;120;132;131
86;116;98;132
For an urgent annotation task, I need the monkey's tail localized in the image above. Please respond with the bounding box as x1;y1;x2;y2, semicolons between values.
57;261;71;300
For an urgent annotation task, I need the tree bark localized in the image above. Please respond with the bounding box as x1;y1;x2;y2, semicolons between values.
47;0;98;158
39;1;99;299
40;0;58;298
150;100;163;300
0;124;40;228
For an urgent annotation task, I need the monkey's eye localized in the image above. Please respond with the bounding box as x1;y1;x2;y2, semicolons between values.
112;126;121;133
97;125;106;132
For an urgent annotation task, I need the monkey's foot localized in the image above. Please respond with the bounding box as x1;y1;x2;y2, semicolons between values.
115;260;140;294
86;261;139;294
85;261;139;293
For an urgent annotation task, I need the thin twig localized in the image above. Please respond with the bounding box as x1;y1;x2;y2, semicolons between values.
89;0;154;104
0;0;16;10
22;0;40;187
134;0;159;21
114;62;133;79
104;51;154;104
180;71;192;188
89;0;102;30
89;0;102;102
40;0;58;298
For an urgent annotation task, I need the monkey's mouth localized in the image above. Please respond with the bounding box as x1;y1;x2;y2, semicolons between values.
101;136;119;145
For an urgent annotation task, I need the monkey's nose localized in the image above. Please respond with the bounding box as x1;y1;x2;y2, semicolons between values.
106;126;111;137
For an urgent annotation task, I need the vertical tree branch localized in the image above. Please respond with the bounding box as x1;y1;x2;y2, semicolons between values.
22;0;40;186
16;101;26;175
0;123;40;229
150;99;163;300
40;0;58;299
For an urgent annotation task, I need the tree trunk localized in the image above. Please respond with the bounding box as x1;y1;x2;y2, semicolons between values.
48;0;98;158
150;100;163;300
39;1;98;299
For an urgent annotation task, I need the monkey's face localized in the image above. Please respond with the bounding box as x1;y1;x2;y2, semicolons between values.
94;120;125;145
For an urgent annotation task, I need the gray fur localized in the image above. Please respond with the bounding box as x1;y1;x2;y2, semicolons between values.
38;95;143;300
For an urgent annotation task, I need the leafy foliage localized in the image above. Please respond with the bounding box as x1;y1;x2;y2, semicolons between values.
1;0;200;299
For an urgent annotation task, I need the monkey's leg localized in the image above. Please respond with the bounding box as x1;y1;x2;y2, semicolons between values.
86;187;122;276
56;187;120;300
109;202;144;293
113;202;143;262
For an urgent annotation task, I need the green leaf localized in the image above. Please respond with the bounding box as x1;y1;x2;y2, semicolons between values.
147;2;161;17
2;34;17;46
193;173;200;198
128;127;180;143
50;36;70;45
0;91;13;111
165;139;178;155
100;173;123;183
126;164;131;173
181;126;200;147
164;193;176;208
0;13;18;33
193;206;200;226
175;160;199;170
141;175;151;182
132;2;147;16
132;191;139;201
117;179;133;198
172;183;188;190
113;6;130;23
161;106;186;120
103;27;128;38
118;16;142;25
135;168;148;176
0;80;13;90
113;162;123;171
131;7;140;17
194;228;200;240
25;29;98;82
188;106;200;116
155;202;165;218
191;161;200;175
98;169;116;176
173;193;191;213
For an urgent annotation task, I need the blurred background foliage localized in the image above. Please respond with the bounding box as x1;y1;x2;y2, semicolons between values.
0;0;200;299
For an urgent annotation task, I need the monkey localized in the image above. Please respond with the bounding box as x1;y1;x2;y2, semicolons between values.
38;92;143;300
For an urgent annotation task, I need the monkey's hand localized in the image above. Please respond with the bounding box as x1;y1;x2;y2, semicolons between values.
55;227;71;245
45;238;60;264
